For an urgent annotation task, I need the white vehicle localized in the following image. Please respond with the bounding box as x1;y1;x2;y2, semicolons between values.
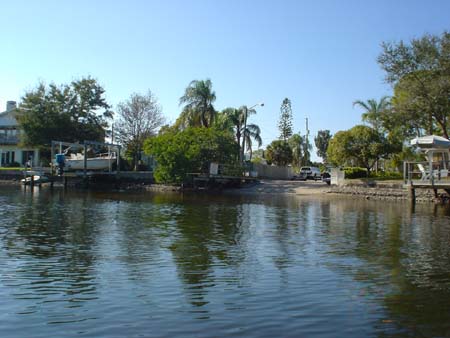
298;166;321;181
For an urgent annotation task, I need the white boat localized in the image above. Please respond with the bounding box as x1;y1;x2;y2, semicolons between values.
21;175;49;185
64;152;116;171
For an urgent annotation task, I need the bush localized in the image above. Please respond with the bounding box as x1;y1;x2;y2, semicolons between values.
5;162;21;168
144;127;239;184
344;167;368;179
369;171;402;180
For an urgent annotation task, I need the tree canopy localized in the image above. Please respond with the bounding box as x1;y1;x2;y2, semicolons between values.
327;125;391;173
378;31;450;138
314;130;332;162
288;133;304;168
179;79;217;128
353;97;390;133
265;140;293;166
115;91;165;170
144;127;238;184
17;77;112;147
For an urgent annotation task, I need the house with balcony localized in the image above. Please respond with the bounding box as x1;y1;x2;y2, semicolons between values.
0;101;40;167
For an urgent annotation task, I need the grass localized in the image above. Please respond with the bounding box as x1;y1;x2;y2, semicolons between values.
0;167;23;171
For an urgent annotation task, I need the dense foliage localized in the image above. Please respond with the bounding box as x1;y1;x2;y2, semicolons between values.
17;77;112;147
314;130;332;162
144;127;239;184
178;79;216;128
327;125;392;174
265;140;293;166
378;31;450;138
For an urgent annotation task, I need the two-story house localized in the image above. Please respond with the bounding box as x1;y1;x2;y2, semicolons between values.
0;101;40;167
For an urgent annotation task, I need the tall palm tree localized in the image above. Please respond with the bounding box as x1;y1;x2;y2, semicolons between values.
179;79;216;128
288;133;304;168
221;106;260;160
353;96;390;133
243;123;262;160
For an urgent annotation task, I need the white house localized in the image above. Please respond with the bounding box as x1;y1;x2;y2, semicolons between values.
0;101;40;167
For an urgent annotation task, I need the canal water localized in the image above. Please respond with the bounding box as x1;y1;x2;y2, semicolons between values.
1;186;450;337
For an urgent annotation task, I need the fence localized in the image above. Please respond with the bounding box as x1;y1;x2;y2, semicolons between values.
251;163;295;180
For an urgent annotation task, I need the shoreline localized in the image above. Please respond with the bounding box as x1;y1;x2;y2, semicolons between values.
0;178;445;203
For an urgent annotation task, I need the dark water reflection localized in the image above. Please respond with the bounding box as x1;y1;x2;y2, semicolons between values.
1;186;450;337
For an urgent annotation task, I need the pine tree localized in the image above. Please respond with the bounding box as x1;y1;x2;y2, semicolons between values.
278;98;293;141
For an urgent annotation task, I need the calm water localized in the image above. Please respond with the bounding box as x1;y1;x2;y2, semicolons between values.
1;187;450;338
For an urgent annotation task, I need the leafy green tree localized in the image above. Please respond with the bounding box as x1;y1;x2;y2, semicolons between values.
327;125;392;174
115;91;165;170
144;127;238;184
314;130;332;162
353;97;390;133
179;79;216;128
17;77;112;147
378;31;450;138
265;140;293;166
278;98;293;141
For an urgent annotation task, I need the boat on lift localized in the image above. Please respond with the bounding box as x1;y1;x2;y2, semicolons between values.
64;152;117;171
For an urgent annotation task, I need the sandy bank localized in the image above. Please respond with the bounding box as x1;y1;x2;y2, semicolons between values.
227;179;329;195
227;179;442;203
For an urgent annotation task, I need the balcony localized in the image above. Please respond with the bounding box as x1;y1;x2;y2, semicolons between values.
0;135;19;145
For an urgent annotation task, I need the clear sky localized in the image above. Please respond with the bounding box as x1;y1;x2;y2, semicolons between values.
1;0;449;159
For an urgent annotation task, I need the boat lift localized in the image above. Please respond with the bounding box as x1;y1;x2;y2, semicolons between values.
403;135;450;201
50;140;121;176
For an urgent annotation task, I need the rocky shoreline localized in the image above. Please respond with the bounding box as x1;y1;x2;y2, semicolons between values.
1;177;447;203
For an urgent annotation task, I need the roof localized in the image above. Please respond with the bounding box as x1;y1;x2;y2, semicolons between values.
410;135;450;149
0;110;19;127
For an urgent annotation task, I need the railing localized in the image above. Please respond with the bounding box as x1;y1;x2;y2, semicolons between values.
403;161;450;184
0;135;19;145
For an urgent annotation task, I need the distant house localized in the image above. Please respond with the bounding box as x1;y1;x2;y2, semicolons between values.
0;101;40;167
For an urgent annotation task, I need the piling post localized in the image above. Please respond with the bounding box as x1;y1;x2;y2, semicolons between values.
117;146;121;174
409;184;416;204
83;142;88;178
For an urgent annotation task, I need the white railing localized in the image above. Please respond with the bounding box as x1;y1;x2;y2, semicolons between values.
403;161;450;184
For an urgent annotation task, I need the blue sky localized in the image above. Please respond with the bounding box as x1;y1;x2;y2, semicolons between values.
1;0;449;158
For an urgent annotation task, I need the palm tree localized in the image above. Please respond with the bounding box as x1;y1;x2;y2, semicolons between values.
221;106;261;160
174;108;202;130
288;133;304;168
353;96;390;133
243;123;262;160
353;96;391;172
179;79;216;128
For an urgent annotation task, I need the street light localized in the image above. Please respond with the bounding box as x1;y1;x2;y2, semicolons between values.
241;102;264;163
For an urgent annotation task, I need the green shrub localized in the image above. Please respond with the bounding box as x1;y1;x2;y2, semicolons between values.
5;162;21;168
144;127;239;184
369;171;402;180
344;167;368;179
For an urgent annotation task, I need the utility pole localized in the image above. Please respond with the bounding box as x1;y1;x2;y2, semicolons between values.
305;117;310;165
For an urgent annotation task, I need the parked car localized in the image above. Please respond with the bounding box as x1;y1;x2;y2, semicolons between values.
321;171;331;185
296;166;321;181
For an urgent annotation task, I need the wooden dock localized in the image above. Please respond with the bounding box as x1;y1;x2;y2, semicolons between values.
403;161;450;202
